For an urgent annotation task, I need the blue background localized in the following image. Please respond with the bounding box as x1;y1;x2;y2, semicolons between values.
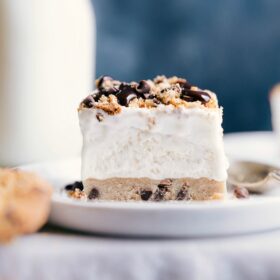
91;0;280;133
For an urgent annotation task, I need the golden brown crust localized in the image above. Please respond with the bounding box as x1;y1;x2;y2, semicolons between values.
0;169;52;243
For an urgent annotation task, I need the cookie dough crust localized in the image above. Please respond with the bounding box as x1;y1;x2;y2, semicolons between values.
83;177;226;201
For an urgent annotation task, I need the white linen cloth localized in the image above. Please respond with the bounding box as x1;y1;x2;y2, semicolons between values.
1;228;280;280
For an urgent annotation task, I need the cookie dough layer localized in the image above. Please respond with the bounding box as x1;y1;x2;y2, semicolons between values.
83;177;226;201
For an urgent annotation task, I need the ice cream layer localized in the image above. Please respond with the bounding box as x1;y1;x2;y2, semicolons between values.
79;106;228;181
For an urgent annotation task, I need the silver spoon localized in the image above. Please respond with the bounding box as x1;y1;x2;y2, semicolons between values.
227;160;280;193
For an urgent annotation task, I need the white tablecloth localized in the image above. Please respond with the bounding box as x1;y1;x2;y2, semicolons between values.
1;226;280;280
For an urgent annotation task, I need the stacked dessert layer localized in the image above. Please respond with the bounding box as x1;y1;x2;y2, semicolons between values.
78;76;228;201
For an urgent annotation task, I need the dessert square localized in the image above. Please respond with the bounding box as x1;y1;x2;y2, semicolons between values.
78;76;228;201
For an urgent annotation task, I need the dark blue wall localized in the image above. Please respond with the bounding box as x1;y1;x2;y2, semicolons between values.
92;0;280;132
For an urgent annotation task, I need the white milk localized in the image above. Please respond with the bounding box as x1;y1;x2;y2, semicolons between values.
0;0;95;166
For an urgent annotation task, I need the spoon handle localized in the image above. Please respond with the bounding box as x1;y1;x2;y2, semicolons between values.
270;170;280;181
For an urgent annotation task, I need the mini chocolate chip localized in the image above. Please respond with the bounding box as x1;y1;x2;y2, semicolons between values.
181;89;211;104
117;92;137;106
96;112;104;122
140;190;152;201
154;186;167;201
153;191;164;201
158;179;173;188
91;91;102;101
82;95;95;108
136;80;151;94
181;94;194;102
97;76;113;88
142;92;155;99
88;188;99;200
106;87;119;95
65;181;83;191
152;98;161;105
97;87;119;98
180;81;192;90
73;181;84;190
116;85;138;106
176;188;189;201
65;184;74;191
233;186;249;199
119;83;129;90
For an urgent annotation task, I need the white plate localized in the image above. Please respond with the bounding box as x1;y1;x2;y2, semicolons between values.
19;131;280;237
224;131;279;164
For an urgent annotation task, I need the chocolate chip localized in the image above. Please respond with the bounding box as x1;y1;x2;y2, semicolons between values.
116;85;138;106
181;94;194;102
96;87;118;98
82;95;95;108
96;112;104;122
180;81;192;90
176;188;189;201
152;98;161;105
142;93;154;99
158;179;173;188
140;190;152;201
65;184;74;191
97;76;113;88
106;87;119;95
65;181;83;191
181;89;211;104
117;92;137;106
92;91;102;101
153;190;165;201
136;80;150;95
88;188;99;200
119;83;129;91
233;186;249;199
154;186;167;201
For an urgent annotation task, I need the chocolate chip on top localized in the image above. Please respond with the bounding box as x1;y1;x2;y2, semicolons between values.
80;75;218;113
116;84;138;106
97;75;113;89
136;80;151;95
81;95;95;108
181;88;211;104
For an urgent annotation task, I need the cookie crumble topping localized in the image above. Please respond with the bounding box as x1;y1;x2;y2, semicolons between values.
79;75;218;115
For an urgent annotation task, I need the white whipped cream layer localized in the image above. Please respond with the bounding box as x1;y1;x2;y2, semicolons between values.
79;106;228;181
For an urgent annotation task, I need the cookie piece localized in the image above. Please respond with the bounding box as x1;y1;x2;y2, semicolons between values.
0;169;52;242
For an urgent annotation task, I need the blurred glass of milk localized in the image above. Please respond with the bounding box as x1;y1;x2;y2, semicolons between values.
0;0;95;166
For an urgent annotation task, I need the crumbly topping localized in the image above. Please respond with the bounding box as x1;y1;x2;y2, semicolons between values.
79;75;218;115
94;95;121;115
64;181;86;200
64;181;98;201
67;188;87;200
